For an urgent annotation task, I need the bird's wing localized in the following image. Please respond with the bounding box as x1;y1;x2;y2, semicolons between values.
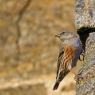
56;47;64;79
56;46;74;79
63;46;74;69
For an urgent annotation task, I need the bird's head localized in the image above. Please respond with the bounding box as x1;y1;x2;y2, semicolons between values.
55;31;79;42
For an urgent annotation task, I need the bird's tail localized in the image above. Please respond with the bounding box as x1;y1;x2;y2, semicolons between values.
53;81;60;90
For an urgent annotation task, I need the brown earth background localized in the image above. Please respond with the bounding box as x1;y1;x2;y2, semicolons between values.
0;0;77;95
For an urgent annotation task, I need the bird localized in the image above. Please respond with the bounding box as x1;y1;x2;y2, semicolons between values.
53;31;83;90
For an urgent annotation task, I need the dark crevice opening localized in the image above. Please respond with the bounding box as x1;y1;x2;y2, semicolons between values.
77;27;95;52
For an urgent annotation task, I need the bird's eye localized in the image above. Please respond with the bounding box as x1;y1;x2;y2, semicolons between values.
60;32;65;35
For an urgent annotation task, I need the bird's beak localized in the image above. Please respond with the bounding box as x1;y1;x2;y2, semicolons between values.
55;34;60;38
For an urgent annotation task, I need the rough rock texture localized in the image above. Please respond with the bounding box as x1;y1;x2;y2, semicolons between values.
76;32;95;95
75;0;95;95
75;0;95;28
0;0;75;95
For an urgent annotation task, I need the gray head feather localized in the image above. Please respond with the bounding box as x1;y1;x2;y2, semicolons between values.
56;31;81;47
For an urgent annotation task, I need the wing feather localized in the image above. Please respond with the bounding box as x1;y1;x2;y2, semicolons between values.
63;46;74;69
56;47;64;79
56;46;76;79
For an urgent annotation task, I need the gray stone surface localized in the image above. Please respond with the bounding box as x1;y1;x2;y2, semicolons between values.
76;32;95;95
75;0;95;28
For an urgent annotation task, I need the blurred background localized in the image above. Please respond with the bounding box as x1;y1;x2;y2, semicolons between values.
0;0;77;95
